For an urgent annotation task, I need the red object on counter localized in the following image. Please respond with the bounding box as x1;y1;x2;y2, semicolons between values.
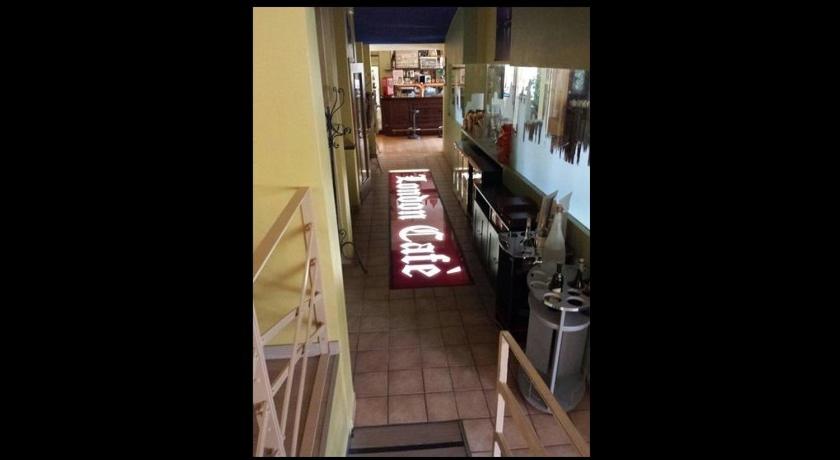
382;77;394;97
389;170;472;289
496;123;513;165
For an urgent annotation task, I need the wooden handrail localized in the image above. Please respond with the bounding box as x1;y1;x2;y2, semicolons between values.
494;330;590;457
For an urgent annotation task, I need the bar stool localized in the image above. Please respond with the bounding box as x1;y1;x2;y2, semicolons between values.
370;139;383;174
407;108;420;139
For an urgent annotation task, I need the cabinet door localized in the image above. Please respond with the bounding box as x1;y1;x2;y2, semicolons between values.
488;229;500;281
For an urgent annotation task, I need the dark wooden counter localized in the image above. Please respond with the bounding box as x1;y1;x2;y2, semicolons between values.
380;96;443;136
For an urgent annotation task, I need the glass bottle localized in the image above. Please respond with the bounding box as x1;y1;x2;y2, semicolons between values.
570;258;586;290
541;211;566;264
547;262;564;293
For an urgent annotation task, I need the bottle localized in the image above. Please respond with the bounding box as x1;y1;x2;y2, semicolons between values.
569;258;586;290
541;210;566;265
547;262;564;293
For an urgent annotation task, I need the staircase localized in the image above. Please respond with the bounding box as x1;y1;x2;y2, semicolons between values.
253;187;336;457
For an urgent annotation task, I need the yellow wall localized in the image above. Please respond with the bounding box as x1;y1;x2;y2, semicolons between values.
253;7;354;456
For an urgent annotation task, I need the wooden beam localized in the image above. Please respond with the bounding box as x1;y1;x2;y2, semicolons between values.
493;432;513;457
260;293;322;345
498;383;546;456
253;187;309;282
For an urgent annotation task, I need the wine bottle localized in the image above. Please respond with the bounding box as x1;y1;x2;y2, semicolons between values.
570;258;586;290
547;262;564;293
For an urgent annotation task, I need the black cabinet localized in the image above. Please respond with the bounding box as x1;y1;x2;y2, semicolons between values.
495;240;533;344
456;136;537;338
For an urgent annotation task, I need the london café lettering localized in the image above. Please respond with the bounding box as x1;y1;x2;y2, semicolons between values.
389;171;471;289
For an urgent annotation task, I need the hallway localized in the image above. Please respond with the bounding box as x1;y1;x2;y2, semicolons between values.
342;135;590;456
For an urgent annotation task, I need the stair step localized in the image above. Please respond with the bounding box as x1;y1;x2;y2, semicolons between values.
348;421;467;457
349;445;468;457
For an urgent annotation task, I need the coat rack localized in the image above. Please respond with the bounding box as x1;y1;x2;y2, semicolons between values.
325;87;367;273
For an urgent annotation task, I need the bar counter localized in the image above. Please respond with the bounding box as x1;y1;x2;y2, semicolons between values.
380;96;443;136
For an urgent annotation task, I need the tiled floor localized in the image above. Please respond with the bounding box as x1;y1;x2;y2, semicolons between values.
344;135;589;456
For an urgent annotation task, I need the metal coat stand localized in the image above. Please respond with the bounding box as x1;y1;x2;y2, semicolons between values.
325;87;367;273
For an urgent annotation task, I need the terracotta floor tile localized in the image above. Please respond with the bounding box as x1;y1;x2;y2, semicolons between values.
389;329;420;348
461;310;490;326
435;296;457;310
453;285;479;298
413;287;435;298
389;298;416;315
345;288;364;301
388;313;418;331
425;392;459;422
389;289;414;300
354;350;389;373
360;300;389;317
364;287;389;300
417;312;440;328
569;410;589;442
364;276;389;289
545;444;583;457
355;397;388;427
445;345;475;367
422;367;453;393
346;301;363;317
418;328;444;348
458;296;483;310
455;390;490;419
359;315;389;332
462;418;494;452
572;388;590;412
477;365;497;390
388;347;421;370
441;325;468;345
495;416;532;450
438;310;463;326
388;369;424;395
450;366;482;390
471;343;498;366
467;326;499;345
357;332;388;351
388;394;427;424
354;371;388;397
421;347;449;368
530;413;571;446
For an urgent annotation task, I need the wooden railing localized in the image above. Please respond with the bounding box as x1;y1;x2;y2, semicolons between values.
493;331;590;457
253;187;330;457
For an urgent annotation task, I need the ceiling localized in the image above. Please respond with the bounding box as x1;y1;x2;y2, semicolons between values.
353;7;458;44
